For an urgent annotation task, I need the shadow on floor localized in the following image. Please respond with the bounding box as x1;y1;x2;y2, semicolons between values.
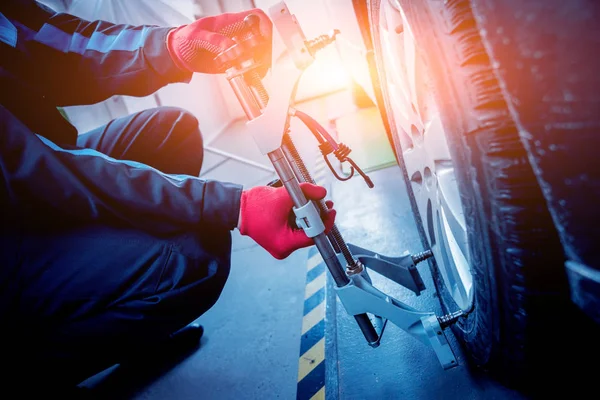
77;341;203;399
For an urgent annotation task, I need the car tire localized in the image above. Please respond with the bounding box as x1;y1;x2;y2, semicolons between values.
366;0;592;390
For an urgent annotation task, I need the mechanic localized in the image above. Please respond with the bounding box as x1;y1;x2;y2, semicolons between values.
0;0;336;391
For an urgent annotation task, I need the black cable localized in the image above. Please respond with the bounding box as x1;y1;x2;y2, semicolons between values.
324;154;354;181
294;109;334;147
294;109;374;188
319;140;355;181
346;158;374;188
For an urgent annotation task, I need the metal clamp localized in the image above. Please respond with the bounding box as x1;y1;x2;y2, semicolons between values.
346;243;426;295
293;202;325;237
335;274;458;369
219;0;461;371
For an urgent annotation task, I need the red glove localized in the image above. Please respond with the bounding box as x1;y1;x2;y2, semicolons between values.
239;183;336;260
166;9;272;75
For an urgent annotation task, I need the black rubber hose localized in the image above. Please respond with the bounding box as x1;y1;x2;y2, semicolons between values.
294;109;337;148
295;110;373;189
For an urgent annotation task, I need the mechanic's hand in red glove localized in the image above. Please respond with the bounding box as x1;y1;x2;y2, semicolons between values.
238;183;336;260
166;9;272;75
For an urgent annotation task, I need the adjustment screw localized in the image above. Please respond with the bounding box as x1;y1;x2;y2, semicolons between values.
438;310;464;329
412;250;433;264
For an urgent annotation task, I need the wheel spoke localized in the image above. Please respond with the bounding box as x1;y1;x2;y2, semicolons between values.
423;116;452;162
403;146;425;183
439;207;472;306
388;81;413;137
402;17;419;115
437;167;469;266
402;144;423;169
381;1;422;134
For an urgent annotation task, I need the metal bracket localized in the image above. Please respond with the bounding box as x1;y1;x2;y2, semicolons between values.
268;2;313;70
335;274;458;369
227;0;459;371
293;201;325;237
346;243;426;296
245;58;303;154
244;2;318;155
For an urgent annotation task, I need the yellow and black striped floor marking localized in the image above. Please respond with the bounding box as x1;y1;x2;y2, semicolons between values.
297;247;326;400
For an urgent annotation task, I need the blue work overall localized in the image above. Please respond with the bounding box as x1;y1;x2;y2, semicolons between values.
0;0;242;386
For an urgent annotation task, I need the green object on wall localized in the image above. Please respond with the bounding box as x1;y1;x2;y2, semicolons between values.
335;106;397;174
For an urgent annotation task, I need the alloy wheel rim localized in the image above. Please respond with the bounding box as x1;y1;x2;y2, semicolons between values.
379;0;473;310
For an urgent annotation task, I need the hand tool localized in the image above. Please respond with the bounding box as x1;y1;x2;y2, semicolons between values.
216;2;463;369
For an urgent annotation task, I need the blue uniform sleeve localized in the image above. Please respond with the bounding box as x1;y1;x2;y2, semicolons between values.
0;106;242;234
1;0;192;106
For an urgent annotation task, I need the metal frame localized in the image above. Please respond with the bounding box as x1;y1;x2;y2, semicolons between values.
219;0;461;369
334;252;456;368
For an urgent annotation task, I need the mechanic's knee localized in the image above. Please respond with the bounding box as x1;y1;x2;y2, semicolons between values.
158;106;202;147
146;106;204;175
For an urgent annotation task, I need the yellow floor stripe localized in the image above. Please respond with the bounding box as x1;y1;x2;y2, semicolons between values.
306;253;323;272
310;386;325;400
302;300;325;334
305;272;326;299
298;338;325;382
